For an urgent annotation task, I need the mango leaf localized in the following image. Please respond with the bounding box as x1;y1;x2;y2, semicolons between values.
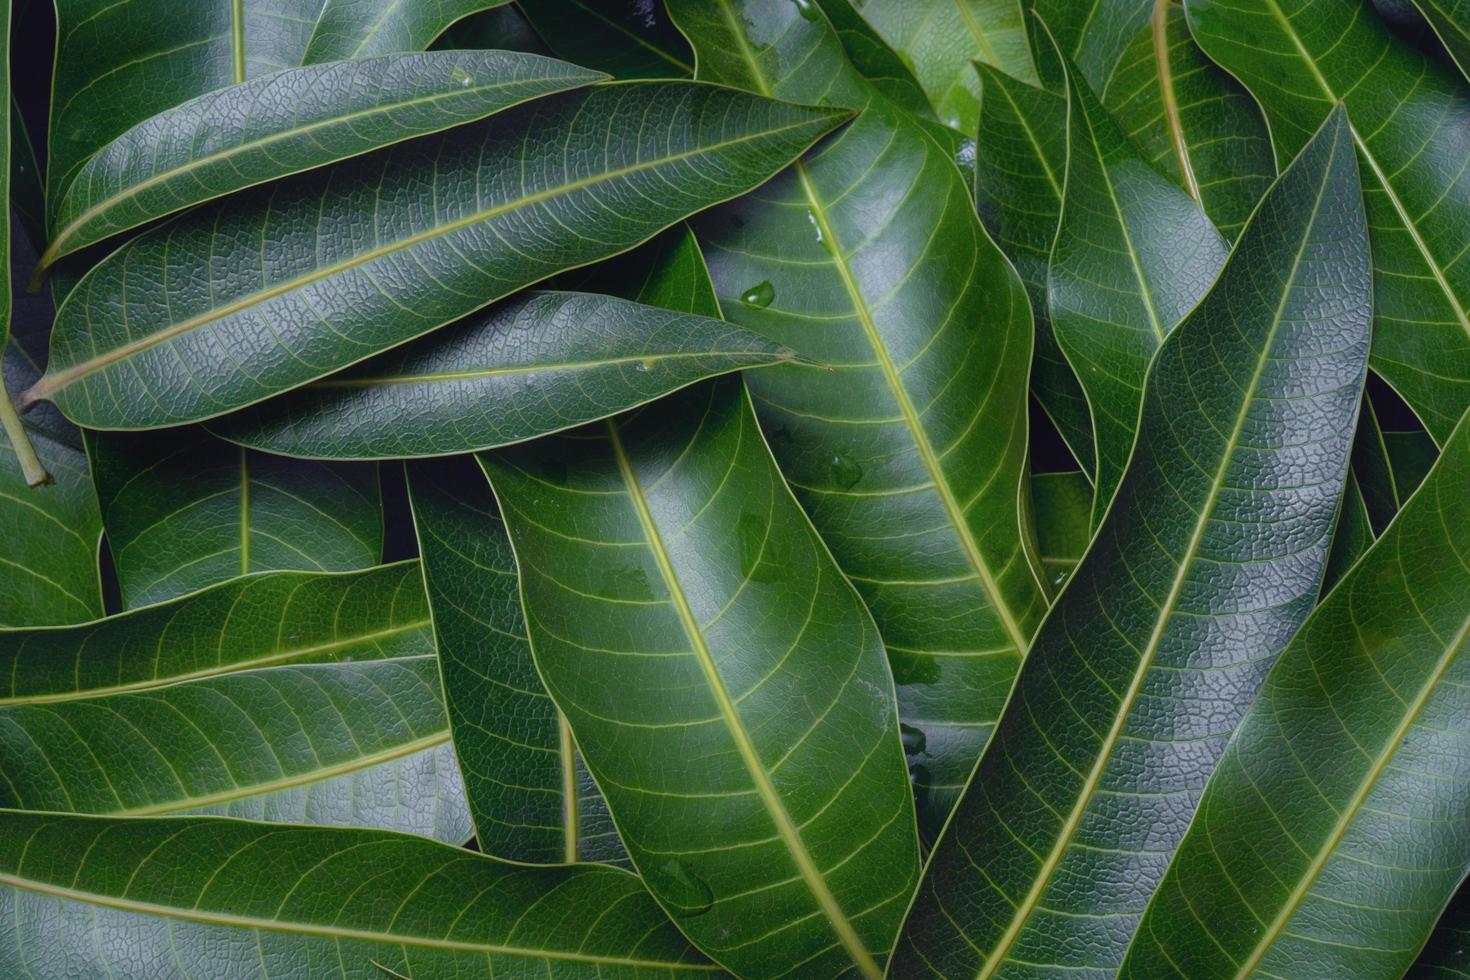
209;290;798;460
1186;0;1470;443
21;82;848;429
40;50;604;269
1032;469;1092;588
855;0;1037;130
1032;0;1153;92
0;812;715;977
1411;0;1470;80
1099;0;1276;240
484;378;920;980
670;0;1049;840
1049;61;1228;526
575;223;725;317
86;427;381;608
1119;406;1470;980
301;0;507;63
1409;882;1470;978
8;97;41;252
1322;470;1374;596
434;3;556;55
892;106;1372;976
810;0;933;118
516;0;695;79
407;455;628;867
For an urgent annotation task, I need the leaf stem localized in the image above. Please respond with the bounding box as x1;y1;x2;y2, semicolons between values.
0;379;51;486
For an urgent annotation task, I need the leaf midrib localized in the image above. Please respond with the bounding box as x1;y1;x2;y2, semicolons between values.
972;119;1339;980
310;350;787;388
1150;0;1201;203
605;417;881;980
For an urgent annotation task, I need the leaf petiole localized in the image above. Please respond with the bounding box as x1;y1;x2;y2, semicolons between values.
0;377;50;486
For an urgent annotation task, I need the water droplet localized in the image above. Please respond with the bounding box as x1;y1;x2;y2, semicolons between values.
806;210;834;254
450;66;475;88
656;860;714;916
828;454;862;490
792;0;819;20
635;357;656;373
900;723;927;758
739;280;775;308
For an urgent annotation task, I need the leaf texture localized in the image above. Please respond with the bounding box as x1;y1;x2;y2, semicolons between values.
670;0;1048;840
892;106;1372;977
301;0;508;63
209;290;797;460
1031;0;1153;92
516;0;696;79
25;81;849;429
484;378;920;979
1120;406;1470;980
0;812;715;977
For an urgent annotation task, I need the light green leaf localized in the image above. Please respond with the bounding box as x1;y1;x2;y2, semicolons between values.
1186;0;1470;443
1032;469;1092;588
893;106;1372;976
302;0;508;63
209;291;798;460
485;378;920;979
0;812;715;977
670;0;1048;840
21;82;849;429
1120;406;1470;979
515;0;695;79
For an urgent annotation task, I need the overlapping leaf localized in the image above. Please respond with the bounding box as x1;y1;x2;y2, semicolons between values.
210;291;798;460
0;812;714;977
21;81;848;429
893;107;1372;977
515;0;695;79
1410;0;1470;79
1409;883;1470;979
670;0;1048;840
1032;0;1153;92
1120;407;1470;979
1187;0;1470;442
485;378;920;979
1031;469;1091;587
301;0;508;64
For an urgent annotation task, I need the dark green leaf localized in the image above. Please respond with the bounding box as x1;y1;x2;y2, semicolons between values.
1408;882;1470;979
1032;0;1153;92
86;427;382;608
41;50;604;268
1186;0;1470;443
1321;470;1374;596
8;97;41;253
301;0;508;63
407;455;628;866
670;0;1049;840
0;812;714;977
22;82;849;429
1032;469;1092;588
209;290;797;460
1119;407;1470;980
1410;0;1470;81
893;106;1372;976
516;0;695;79
485;378;920;979
810;0;933;118
433;3;556;55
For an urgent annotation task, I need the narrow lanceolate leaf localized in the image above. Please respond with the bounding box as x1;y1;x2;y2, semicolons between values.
1100;0;1276;240
515;0;696;79
1120;408;1470;980
40;51;605;268
1187;0;1470;442
1049;63;1228;526
1409;883;1470;979
671;0;1048;840
86;427;381;608
210;291;798;460
302;0;508;63
407;456;627;866
485;379;921;979
855;0;1037;129
893;106;1372;977
0;813;715;977
23;82;848;429
1032;0;1153;92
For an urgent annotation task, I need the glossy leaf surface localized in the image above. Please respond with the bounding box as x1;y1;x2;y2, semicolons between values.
516;0;695;79
486;378;920;979
25;82;848;429
893;107;1372;977
1032;0;1153;92
42;50;604;267
1187;0;1470;443
211;291;797;460
86;427;381;608
407;456;627;866
672;0;1048;840
1120;408;1470;980
0;812;714;977
1049;63;1228;525
809;0;933;118
302;0;507;63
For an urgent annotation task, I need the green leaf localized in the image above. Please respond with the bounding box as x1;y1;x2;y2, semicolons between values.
1119;407;1470;980
1032;469;1092;588
1408;882;1470;979
40;50;605;269
484;378;920;979
1099;0;1276;240
301;0;508;63
1186;0;1470;443
1032;0;1153;92
406;455;628;866
1049;60;1228;526
1409;0;1470;82
8;97;42;253
515;0;695;79
433;3;556;55
86;427;382;608
893;106;1372;977
854;0;1037;130
1321;470;1373;596
810;0;934;118
21;82;849;429
670;0;1049;840
1352;386;1440;535
208;291;798;461
0;812;715;977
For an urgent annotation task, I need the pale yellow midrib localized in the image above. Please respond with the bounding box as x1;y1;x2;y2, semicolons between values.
0;869;721;970
310;351;780;389
1151;0;1201;203
32;116;831;401
1230;610;1470;978
230;0;246;84
972;125;1337;980
952;0;1001;65
606;421;882;980
0;620;428;706
559;712;579;864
